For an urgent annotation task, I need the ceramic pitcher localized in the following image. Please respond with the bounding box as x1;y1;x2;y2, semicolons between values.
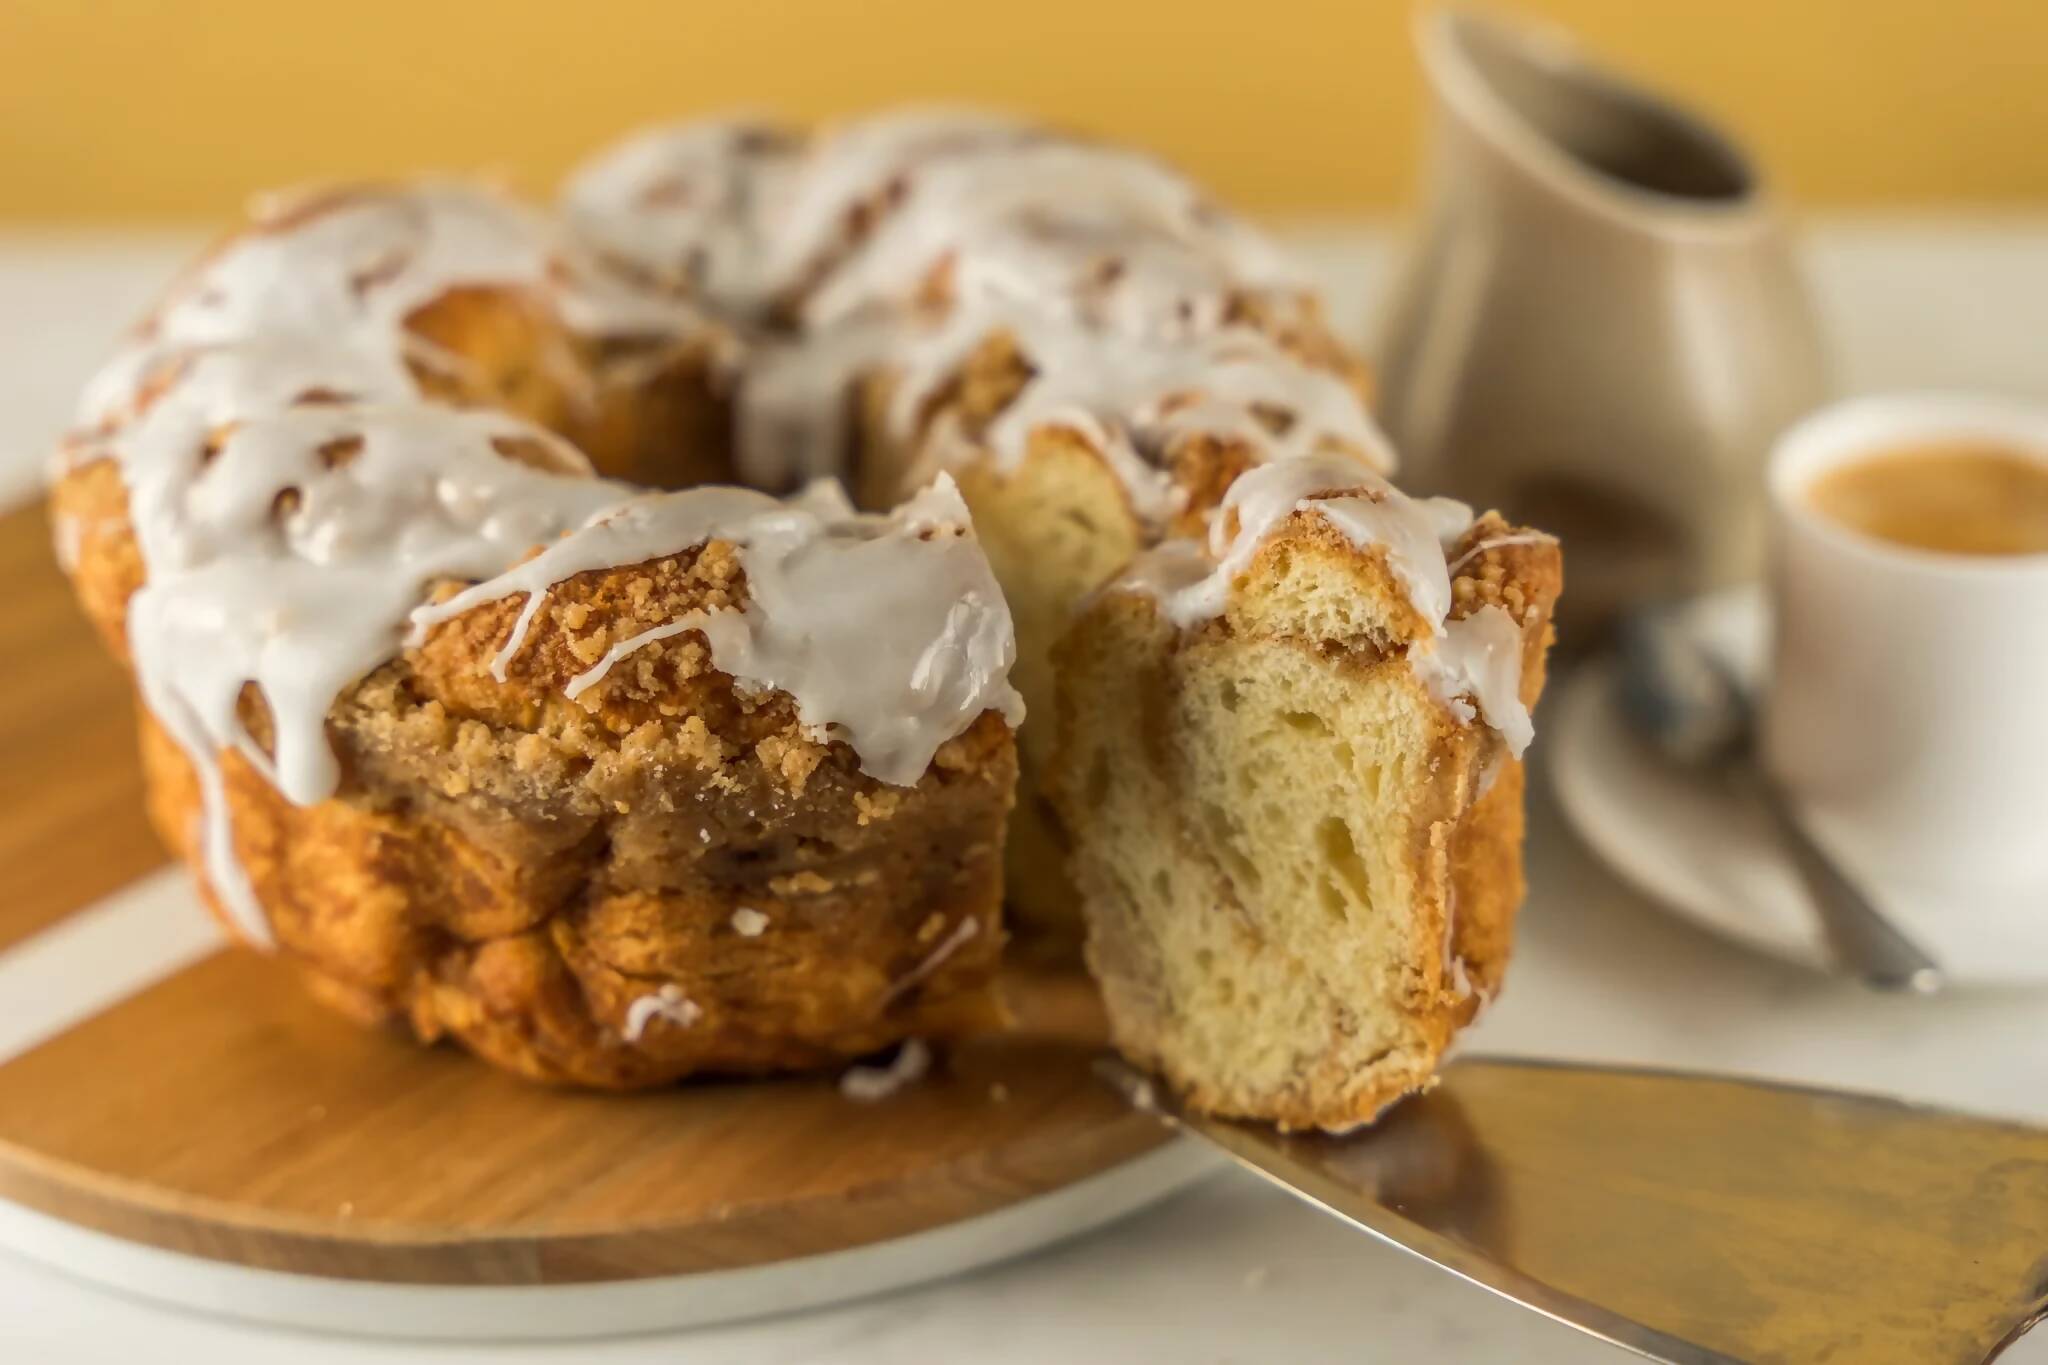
1377;9;1829;642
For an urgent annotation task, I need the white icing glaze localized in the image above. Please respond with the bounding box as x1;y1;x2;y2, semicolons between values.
65;337;618;936
408;474;1024;786
738;307;1392;524
912;314;1392;520
117;403;626;943
879;916;982;1008
1129;454;1470;628
76;180;688;409
758;107;1041;293
569;109;1392;520
623;983;702;1042
564;108;1034;320
71;340;424;481
106;185;565;400
1445;530;1561;578
1117;454;1535;758
839;1038;934;1102
552;244;718;340
1417;604;1534;757
730;907;769;937
733;316;902;493
800;140;1299;331
561;116;798;316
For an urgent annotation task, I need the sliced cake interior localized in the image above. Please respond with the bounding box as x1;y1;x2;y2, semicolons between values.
1051;456;1561;1131
853;331;1380;950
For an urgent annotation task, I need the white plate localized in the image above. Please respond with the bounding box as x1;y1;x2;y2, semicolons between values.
0;1140;1217;1342
0;872;1221;1341
1548;586;2048;987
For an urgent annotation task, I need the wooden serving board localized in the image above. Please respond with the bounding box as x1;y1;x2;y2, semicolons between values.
0;500;1173;1291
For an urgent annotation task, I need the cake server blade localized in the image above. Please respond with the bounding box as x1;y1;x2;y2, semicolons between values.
1099;1056;2048;1364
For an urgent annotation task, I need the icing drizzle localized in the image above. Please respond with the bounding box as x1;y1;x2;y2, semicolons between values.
839;1039;934;1102
565;110;1393;516
623;984;702;1042
1118;454;1535;757
106;399;627;943
92;185;569;416
561;116;799;316
409;475;1024;787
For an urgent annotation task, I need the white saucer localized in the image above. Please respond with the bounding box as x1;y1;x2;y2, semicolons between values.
1548;586;2048;988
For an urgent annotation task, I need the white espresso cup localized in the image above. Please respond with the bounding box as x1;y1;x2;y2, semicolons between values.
1762;394;2048;956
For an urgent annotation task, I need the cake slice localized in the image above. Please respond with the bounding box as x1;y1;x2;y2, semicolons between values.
854;321;1382;953
1050;456;1561;1130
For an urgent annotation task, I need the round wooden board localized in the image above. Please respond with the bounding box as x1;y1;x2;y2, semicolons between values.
0;501;1195;1329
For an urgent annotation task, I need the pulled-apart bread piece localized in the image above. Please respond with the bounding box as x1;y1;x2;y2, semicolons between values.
49;176;1025;1087
1052;456;1561;1131
53;276;1022;1087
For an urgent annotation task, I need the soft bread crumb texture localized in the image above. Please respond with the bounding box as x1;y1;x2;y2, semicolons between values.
864;314;1375;950
946;438;1145;947
1052;510;1560;1130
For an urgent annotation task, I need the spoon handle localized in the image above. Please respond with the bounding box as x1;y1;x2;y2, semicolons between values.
1753;774;1944;993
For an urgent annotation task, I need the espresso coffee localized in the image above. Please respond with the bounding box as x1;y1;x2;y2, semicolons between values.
1805;444;2048;556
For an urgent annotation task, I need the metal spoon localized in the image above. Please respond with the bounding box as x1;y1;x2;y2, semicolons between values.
1612;607;1942;993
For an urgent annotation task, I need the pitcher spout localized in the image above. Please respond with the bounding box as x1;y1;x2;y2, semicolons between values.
1381;8;1830;642
1421;8;1765;236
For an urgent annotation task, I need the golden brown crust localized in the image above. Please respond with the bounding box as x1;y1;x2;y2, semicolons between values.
1440;515;1563;1011
1445;759;1525;1007
58;256;1017;1089
55;168;1553;1110
134;632;1015;1087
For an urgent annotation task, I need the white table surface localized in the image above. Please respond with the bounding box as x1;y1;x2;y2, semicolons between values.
5;220;2048;1364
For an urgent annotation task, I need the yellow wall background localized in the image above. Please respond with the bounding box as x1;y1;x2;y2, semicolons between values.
2;0;2044;222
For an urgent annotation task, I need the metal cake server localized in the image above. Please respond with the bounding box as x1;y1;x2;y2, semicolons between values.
1102;1056;2048;1364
